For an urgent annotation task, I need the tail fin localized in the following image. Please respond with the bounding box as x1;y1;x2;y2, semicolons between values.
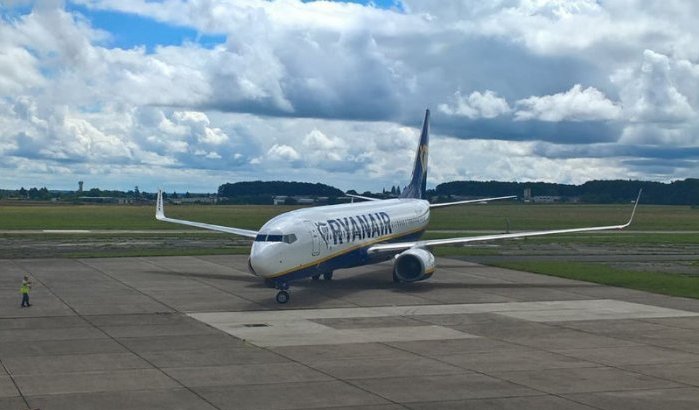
400;109;430;199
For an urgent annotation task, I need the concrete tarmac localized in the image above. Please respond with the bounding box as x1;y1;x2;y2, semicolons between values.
3;255;699;409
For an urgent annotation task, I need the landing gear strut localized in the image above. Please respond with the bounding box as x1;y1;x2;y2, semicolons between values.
275;282;290;304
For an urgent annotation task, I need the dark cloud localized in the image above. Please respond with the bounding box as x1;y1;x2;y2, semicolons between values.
435;116;622;144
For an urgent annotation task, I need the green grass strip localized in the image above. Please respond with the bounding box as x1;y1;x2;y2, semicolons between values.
489;260;699;299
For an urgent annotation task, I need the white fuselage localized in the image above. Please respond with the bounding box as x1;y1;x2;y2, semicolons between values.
249;199;430;282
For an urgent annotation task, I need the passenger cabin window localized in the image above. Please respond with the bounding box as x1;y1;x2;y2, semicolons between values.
254;233;296;244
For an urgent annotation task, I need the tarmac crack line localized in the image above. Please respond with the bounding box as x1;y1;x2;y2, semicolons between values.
0;356;31;410
28;259;225;410
4;260;48;409
260;347;412;410
399;311;699;406
546;321;699;391
134;256;271;309
396;314;609;410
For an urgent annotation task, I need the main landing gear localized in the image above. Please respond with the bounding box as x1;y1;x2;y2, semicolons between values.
275;282;290;304
311;271;334;281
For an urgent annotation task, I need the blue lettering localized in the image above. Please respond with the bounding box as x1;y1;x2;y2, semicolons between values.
328;219;342;244
349;217;361;242
368;214;380;237
337;218;351;243
380;212;392;234
356;215;370;239
375;213;385;235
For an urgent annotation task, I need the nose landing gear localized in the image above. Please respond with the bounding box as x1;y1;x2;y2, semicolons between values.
275;282;290;304
275;290;290;304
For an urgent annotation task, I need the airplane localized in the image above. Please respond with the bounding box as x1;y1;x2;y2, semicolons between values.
156;109;641;304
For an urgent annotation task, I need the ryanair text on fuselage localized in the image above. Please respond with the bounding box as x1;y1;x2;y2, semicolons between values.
323;212;392;245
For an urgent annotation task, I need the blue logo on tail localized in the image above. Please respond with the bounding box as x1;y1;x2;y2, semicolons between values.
400;109;430;200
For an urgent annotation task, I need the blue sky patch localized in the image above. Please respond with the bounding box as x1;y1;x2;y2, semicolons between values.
66;4;226;53
304;0;403;11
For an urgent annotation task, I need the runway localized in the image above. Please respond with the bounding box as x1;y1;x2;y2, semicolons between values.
3;255;699;409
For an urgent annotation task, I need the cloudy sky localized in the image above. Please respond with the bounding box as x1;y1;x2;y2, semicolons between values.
1;0;697;193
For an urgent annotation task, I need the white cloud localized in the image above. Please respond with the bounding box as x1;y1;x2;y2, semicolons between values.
613;49;694;123
1;1;698;191
266;144;300;161
302;129;347;151
514;84;621;122
438;90;511;119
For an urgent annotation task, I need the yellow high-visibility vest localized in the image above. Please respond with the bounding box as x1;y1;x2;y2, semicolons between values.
20;282;30;294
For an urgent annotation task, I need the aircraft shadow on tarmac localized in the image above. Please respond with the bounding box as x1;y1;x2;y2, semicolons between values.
145;269;260;283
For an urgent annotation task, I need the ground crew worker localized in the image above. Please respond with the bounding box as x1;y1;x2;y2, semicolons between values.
20;275;31;307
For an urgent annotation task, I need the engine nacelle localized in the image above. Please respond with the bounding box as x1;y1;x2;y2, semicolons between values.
393;248;435;282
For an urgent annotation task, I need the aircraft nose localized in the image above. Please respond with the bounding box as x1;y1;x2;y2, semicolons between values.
249;243;281;278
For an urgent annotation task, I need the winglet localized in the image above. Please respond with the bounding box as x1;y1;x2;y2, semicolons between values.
156;189;165;220
623;189;642;228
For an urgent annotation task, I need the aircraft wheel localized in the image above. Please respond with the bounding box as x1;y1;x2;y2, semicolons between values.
323;272;333;281
275;290;290;304
312;274;320;281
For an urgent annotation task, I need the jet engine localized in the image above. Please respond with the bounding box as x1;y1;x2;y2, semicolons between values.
393;248;435;282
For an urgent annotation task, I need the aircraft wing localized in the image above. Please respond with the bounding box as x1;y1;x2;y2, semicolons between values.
155;190;258;238
429;195;517;208
346;194;517;205
368;191;641;255
345;193;381;201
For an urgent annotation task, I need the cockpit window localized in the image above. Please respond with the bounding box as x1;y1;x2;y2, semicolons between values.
254;233;297;244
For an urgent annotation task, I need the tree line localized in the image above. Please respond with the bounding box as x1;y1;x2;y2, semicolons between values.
434;178;699;205
2;178;697;205
217;181;344;204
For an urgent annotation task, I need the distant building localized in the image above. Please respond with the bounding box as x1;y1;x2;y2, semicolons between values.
273;196;288;205
273;196;321;205
531;196;562;203
175;197;217;204
78;196;130;204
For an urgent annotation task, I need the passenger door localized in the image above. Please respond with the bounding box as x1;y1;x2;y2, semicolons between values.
305;220;321;256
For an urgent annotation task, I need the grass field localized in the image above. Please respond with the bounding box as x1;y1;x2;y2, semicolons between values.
491;260;699;300
0;204;298;230
430;203;699;231
1;202;697;231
